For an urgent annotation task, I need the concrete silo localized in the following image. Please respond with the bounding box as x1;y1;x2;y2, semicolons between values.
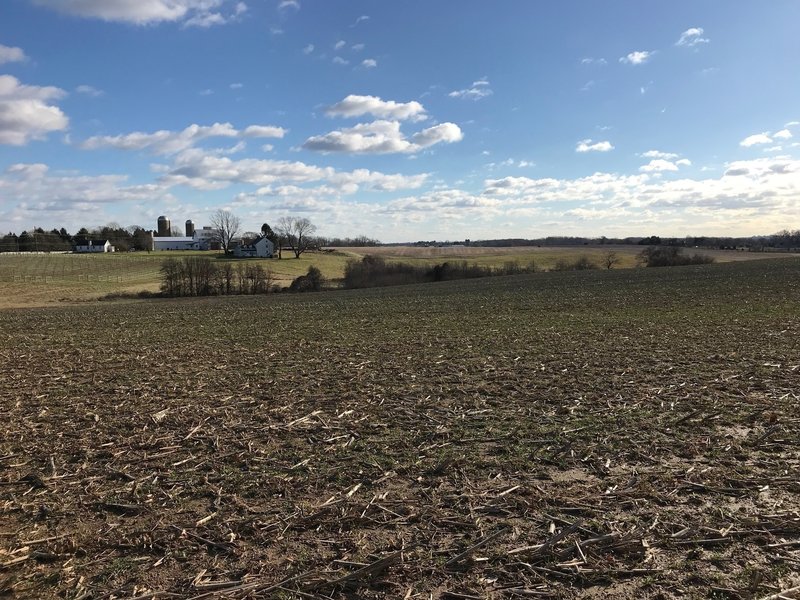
157;216;171;237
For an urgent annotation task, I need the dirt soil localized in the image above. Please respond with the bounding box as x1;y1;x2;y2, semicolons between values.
1;259;799;599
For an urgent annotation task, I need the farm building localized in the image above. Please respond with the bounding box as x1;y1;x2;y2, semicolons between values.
150;229;216;251
152;236;203;251
74;240;114;253
193;227;218;249
233;235;274;258
149;216;219;251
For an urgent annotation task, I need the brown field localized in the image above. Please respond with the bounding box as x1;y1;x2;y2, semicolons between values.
338;244;790;267
1;259;799;599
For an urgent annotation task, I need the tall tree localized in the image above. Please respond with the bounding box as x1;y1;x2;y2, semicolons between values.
210;209;241;255
130;226;153;251
260;222;275;241
275;216;317;259
74;227;90;246
261;222;283;258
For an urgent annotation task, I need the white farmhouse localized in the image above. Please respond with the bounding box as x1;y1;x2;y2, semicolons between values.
233;235;274;258
75;240;114;253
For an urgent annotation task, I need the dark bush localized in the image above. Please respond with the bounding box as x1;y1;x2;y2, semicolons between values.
343;255;535;289
638;246;714;267
289;266;324;292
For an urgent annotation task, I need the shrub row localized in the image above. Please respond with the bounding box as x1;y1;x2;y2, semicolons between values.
638;246;714;267
551;255;599;271
343;255;537;289
160;257;276;297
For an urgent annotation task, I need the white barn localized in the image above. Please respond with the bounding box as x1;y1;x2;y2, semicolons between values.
233;236;274;258
151;229;213;251
75;240;114;253
152;236;200;251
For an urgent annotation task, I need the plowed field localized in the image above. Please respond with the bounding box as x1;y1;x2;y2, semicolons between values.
1;259;799;599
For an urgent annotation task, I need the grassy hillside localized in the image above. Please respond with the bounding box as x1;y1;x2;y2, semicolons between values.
0;250;356;308
1;259;798;598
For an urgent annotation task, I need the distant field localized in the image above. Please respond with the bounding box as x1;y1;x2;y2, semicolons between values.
0;250;356;309
1;259;798;598
0;245;793;308
338;244;786;267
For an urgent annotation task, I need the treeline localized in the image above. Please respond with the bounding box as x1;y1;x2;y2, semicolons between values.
0;228;73;252
1;225;152;252
412;230;800;251
342;249;714;291
159;257;324;297
317;235;380;247
160;257;277;297
343;255;537;289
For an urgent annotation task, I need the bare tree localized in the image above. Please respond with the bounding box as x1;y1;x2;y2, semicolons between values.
210;209;241;255
603;250;620;270
275;216;317;259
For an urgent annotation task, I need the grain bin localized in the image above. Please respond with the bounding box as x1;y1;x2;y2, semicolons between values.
157;216;171;237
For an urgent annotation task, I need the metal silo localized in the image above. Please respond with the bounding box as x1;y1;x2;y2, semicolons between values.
157;216;171;237
185;219;195;237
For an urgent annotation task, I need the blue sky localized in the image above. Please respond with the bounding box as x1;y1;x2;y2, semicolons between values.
1;0;799;241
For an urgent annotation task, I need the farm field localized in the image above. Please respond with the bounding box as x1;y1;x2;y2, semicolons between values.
0;251;354;309
0;245;790;309
1;259;799;599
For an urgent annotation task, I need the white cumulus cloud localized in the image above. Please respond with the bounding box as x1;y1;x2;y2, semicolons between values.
0;75;68;145
361;58;377;68
640;159;679;173
242;125;286;138
639;158;691;172
76;84;104;97
619;51;653;65
449;79;493;100
740;133;773;147
0;44;26;64
676;27;709;47
641;150;679;160
773;129;793;140
576;139;614;153
80;122;286;155
156;147;428;194
302;120;462;154
325;94;426;121
30;0;245;27
410;122;463;147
